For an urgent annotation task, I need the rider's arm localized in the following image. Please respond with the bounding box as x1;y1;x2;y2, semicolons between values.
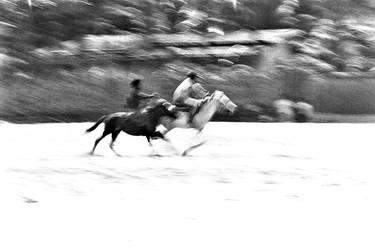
137;91;157;99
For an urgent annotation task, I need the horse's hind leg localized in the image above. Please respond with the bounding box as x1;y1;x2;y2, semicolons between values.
146;136;153;148
146;136;160;157
90;128;111;155
151;131;164;140
109;130;121;156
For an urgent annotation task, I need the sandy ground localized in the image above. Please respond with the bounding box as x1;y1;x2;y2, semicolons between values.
1;122;375;249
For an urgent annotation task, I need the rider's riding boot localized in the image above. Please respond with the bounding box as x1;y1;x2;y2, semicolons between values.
189;106;198;124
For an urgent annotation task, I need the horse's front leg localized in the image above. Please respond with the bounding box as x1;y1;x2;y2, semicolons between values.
158;114;200;156
151;131;180;155
150;131;165;140
159;113;190;135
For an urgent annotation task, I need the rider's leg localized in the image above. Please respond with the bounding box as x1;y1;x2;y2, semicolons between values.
184;98;201;108
184;98;201;123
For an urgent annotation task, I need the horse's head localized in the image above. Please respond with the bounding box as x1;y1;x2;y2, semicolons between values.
213;91;238;115
151;98;179;119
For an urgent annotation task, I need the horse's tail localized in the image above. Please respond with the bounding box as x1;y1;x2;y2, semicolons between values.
86;115;106;133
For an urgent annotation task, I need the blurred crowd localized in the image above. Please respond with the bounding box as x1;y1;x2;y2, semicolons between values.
1;0;375;76
1;0;375;121
283;18;375;73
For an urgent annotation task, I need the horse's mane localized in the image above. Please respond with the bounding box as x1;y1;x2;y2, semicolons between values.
141;98;169;112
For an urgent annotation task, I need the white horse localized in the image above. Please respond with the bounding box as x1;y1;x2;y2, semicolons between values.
159;90;238;155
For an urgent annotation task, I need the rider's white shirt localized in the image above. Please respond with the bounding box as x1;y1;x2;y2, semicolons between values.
172;77;194;103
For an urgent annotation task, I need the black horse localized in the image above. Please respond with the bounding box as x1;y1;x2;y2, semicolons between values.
86;98;178;155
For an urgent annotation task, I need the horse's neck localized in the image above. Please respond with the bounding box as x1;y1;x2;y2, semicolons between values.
192;93;221;130
148;111;160;127
150;108;168;128
136;108;156;127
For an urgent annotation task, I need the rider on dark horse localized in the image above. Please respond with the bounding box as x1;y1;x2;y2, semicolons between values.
125;79;159;110
172;72;210;122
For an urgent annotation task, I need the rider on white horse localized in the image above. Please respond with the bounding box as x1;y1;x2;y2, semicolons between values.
172;72;210;122
159;72;238;155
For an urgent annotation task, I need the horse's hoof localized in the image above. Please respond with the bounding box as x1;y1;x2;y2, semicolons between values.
149;149;162;157
181;139;207;156
112;151;123;157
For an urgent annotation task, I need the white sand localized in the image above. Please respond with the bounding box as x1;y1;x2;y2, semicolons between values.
0;122;374;249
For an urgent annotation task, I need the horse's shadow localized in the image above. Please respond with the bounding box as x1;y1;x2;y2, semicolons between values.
82;149;170;158
82;152;106;157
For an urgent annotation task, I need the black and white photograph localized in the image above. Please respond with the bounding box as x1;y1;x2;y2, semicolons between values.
1;0;375;248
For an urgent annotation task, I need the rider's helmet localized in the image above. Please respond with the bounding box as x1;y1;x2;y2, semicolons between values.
130;79;141;89
187;71;197;80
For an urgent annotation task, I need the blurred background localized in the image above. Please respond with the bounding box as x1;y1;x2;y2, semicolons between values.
1;0;375;123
